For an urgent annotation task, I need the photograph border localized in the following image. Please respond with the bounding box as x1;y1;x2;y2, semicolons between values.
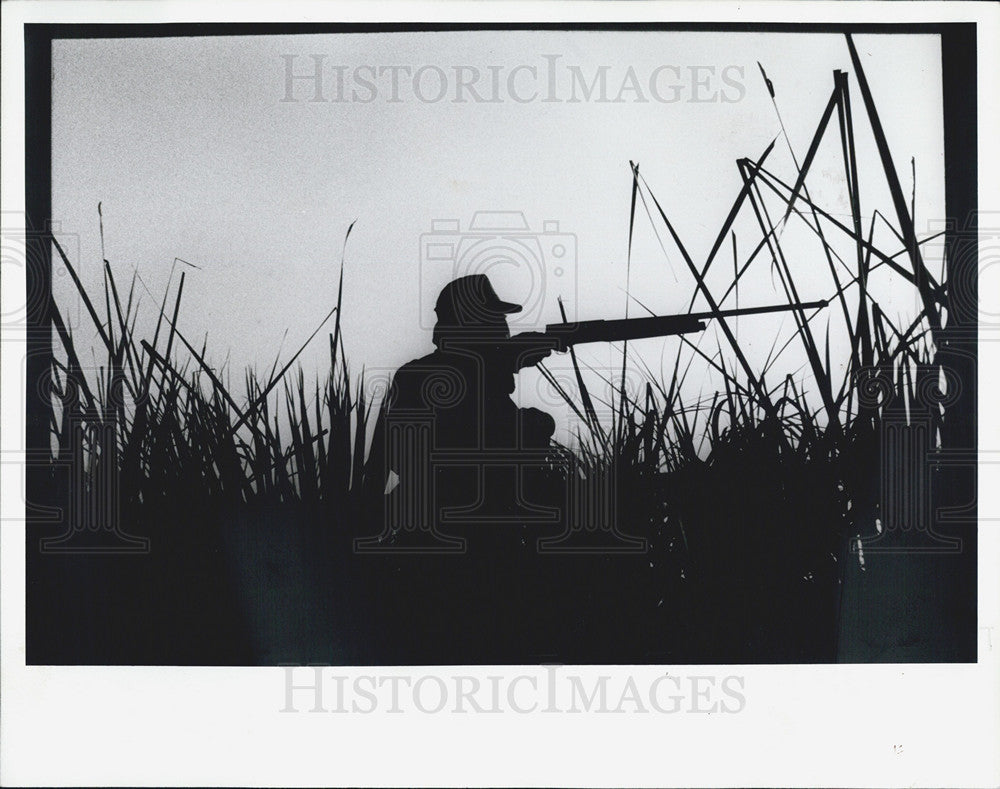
3;3;998;786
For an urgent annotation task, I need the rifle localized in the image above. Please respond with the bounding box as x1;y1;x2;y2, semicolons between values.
505;299;829;357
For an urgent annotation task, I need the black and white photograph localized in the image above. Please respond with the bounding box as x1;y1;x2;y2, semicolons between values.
2;1;998;786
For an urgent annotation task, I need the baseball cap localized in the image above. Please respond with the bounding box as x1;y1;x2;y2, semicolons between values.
435;274;522;326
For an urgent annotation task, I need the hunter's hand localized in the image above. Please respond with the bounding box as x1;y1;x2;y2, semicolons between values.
509;332;558;369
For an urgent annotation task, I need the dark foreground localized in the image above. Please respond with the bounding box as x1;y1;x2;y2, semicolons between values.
26;434;976;666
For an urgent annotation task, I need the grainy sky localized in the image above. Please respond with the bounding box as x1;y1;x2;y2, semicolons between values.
51;30;944;442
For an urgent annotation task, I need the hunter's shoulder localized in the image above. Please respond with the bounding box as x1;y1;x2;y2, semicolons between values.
391;351;474;404
395;350;478;377
395;351;443;373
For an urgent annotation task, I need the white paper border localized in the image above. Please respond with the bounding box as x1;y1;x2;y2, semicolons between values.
2;2;998;786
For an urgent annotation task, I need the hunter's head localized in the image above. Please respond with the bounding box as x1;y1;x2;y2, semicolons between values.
432;274;521;348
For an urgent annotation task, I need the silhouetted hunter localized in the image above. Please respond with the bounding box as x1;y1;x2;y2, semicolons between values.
370;274;559;525
367;273;830;529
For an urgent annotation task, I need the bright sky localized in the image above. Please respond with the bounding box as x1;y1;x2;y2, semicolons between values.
51;30;945;444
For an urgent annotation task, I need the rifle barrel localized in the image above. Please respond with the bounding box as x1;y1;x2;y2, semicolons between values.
688;298;829;321
540;299;829;349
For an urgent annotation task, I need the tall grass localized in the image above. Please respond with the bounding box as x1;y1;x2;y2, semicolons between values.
47;225;373;519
